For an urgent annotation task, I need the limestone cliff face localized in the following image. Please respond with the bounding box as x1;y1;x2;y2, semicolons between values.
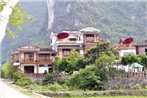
47;0;54;30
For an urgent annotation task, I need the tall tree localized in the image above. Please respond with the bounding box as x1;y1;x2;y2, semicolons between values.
0;0;31;42
0;0;19;42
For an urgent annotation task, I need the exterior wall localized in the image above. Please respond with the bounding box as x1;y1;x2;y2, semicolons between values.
118;49;136;58
79;49;84;56
136;46;147;55
38;65;49;73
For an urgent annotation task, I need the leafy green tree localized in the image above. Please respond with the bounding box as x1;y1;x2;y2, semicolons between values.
121;54;138;65
86;41;115;64
0;0;31;42
53;49;81;74
137;55;147;68
67;64;103;90
0;61;15;79
95;53;115;82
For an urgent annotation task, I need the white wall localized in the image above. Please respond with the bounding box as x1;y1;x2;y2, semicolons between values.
38;66;49;73
118;49;136;58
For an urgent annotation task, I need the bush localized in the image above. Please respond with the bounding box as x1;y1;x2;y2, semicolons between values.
12;71;24;83
15;77;32;87
144;85;147;89
132;84;142;90
47;82;64;91
67;65;103;90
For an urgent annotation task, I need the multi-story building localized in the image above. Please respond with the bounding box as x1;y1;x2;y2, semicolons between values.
113;37;136;59
135;40;147;55
50;27;100;58
11;44;56;76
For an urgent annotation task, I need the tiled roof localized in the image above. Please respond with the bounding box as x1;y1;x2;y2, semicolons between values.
135;40;147;46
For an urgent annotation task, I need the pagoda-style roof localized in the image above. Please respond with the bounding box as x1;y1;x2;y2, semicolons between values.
39;48;56;54
135;40;147;46
113;44;135;50
18;44;39;49
79;27;100;32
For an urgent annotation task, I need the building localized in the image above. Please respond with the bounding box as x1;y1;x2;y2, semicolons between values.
50;27;101;58
11;44;56;76
113;37;136;59
135;40;147;55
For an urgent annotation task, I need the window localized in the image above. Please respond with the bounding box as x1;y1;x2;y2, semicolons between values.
62;49;70;56
86;34;94;37
24;66;34;73
145;48;147;55
24;52;34;58
39;65;45;67
85;34;94;42
69;38;76;41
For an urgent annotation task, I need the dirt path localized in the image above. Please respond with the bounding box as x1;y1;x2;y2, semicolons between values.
0;78;31;98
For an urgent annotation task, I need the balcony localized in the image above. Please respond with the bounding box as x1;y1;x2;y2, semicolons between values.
38;57;52;64
21;58;36;64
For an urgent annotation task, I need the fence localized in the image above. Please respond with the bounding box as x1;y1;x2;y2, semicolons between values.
122;72;147;78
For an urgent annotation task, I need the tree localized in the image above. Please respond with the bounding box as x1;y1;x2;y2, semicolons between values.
137;55;147;68
0;0;31;42
53;49;81;74
86;41;115;64
0;61;15;79
95;53;115;82
121;54;138;65
67;64;103;90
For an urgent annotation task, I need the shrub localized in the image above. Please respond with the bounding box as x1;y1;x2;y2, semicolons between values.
47;82;64;91
144;85;147;89
67;65;103;90
12;71;24;83
132;84;142;90
15;77;32;87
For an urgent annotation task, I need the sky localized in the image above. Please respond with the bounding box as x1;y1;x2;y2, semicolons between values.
19;0;46;2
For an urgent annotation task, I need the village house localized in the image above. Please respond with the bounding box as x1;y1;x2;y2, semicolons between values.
11;44;56;76
113;37;136;59
135;40;147;55
50;27;101;58
11;27;103;75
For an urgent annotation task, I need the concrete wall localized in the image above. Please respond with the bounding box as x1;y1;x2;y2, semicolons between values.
118;49;136;58
137;46;147;55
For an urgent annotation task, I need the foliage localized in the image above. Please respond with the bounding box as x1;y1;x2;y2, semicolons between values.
15;77;32;87
6;3;32;38
47;82;64;91
121;54;147;68
137;55;147;68
12;71;24;83
0;61;15;79
53;49;81;74
121;54;138;65
67;65;103;90
1;1;48;63
86;41;115;64
132;84;142;90
44;72;58;83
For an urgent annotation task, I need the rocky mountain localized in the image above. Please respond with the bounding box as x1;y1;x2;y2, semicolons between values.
1;0;147;63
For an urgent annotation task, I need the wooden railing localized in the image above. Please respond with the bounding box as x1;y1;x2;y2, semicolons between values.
21;58;35;63
122;72;147;78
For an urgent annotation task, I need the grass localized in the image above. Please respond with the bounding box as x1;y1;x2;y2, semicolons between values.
62;96;147;98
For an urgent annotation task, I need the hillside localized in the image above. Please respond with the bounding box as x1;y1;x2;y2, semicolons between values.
1;1;49;63
1;0;147;63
